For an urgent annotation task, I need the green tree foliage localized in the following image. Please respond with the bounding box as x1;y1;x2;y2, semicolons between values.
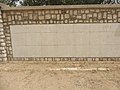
21;0;110;6
0;0;119;6
20;0;47;6
47;0;105;5
0;0;18;6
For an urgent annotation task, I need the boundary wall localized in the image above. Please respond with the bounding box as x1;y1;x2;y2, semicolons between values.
0;4;120;61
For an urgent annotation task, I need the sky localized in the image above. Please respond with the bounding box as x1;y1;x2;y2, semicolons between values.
15;0;23;6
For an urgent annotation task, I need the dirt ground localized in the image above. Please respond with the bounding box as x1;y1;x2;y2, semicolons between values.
0;61;120;90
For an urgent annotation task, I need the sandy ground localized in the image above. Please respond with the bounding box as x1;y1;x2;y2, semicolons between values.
0;61;120;90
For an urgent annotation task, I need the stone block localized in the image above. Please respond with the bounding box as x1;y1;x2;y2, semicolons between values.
113;14;117;19
54;10;59;14
73;10;77;15
45;10;49;14
3;58;7;61
82;14;86;19
0;19;3;23
55;15;59;20
50;10;54;14
0;47;5;50
45;15;51;19
87;14;92;18
0;43;5;46
77;15;82;19
64;14;69;19
107;14;112;19
0;53;7;57
3;13;6;19
93;13;98;17
8;16;12;21
118;12;120;16
96;9;100;12
85;10;89;13
38;16;44;20
2;50;6;53
0;35;5;38
0;31;3;35
0;28;4;31
0;39;4;42
0;24;3;27
51;15;56;19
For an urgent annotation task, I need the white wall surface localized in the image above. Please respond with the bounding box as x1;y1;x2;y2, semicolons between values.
10;23;120;57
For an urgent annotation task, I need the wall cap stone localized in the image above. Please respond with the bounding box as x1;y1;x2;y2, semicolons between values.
1;4;120;11
0;3;9;9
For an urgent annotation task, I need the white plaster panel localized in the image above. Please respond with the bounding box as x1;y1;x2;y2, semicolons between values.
10;23;120;57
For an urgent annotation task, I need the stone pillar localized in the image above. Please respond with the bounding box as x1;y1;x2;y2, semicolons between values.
0;7;7;61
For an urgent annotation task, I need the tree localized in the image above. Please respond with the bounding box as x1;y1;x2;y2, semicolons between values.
20;0;47;6
0;0;120;6
21;0;106;6
0;0;19;6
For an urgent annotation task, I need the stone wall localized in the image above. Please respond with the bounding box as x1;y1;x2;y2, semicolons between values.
1;4;120;61
0;7;7;61
2;6;120;25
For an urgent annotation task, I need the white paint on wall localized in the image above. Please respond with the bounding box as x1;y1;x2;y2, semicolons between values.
49;67;110;71
10;23;120;57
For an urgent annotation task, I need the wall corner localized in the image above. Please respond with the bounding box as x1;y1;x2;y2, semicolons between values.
0;8;7;62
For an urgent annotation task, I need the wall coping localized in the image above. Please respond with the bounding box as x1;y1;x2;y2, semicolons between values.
1;4;120;11
0;3;9;8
